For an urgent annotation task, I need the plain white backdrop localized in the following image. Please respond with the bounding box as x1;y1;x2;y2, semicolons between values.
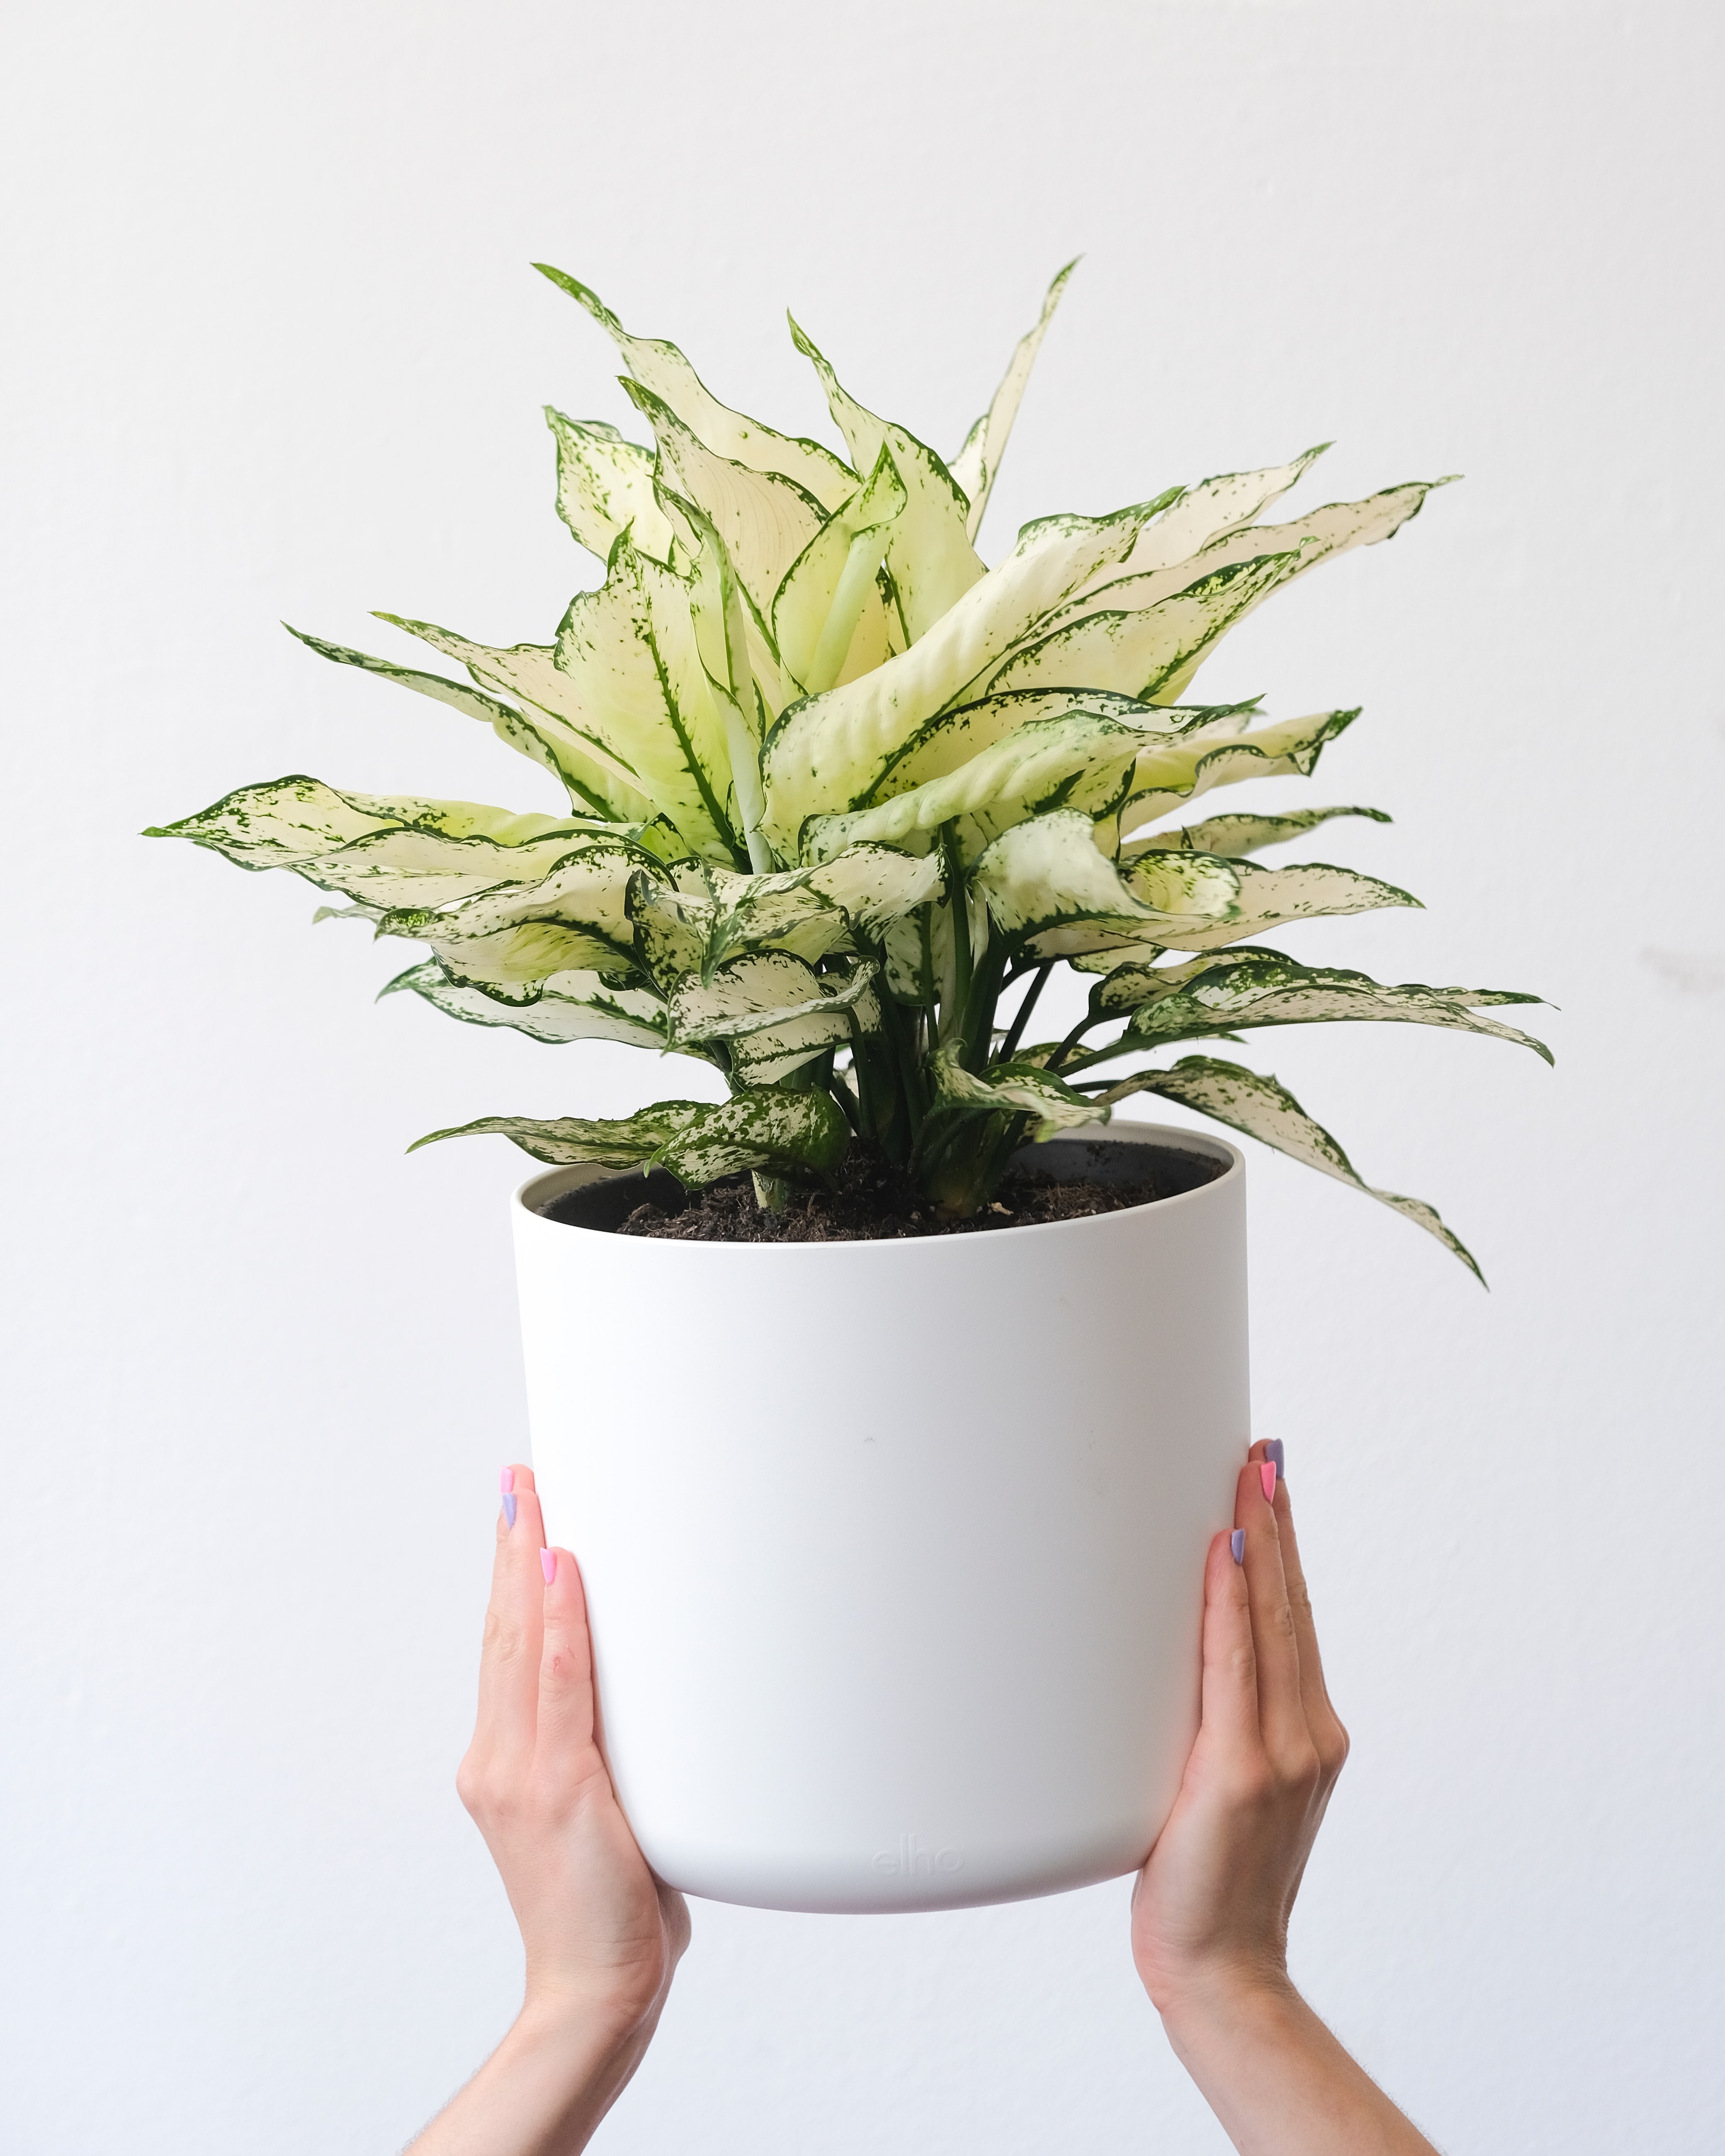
3;1;1721;2149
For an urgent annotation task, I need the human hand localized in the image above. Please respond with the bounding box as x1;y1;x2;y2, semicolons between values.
1131;1439;1348;2016
458;1464;689;2037
408;1465;688;2156
1132;1443;1437;2156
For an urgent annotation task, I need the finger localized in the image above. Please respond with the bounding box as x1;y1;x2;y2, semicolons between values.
1251;1443;1348;1772
1195;1527;1261;1755
535;1546;603;1787
472;1463;549;1766
1234;1456;1308;1766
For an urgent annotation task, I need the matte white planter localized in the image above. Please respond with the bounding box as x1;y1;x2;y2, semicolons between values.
512;1119;1248;1915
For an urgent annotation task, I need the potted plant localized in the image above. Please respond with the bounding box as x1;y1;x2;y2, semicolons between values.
151;262;1545;1914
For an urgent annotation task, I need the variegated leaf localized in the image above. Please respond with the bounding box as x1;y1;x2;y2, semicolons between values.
1081;949;1550;1059
1154;806;1390;857
772;446;906;696
1132;856;1419;951
377;839;645;988
285;626;620;814
1000;480;1443;704
801;704;1183;866
145;777;623;909
970;809;1237;955
949;260;1077;539
381;960;671;1048
671;953;880;1083
988;550;1299;702
1119;708;1361;834
931;1045;1101;1139
551;539;742;864
789;316;987;646
758;494;1177;852
1092;1055;1483;1277
536;265;857;510
411;1087;850;1186
1099;448;1330;582
545;409;680;567
701;846;941;967
619;376;827;638
375;613;658;826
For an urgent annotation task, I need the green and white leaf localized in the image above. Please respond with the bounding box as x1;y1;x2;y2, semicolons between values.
1134;857;1419;951
789;316;986;647
802;704;1183;865
544;409;681;567
758;495;1177;851
949;260;1076;539
285;626;620;812
377;840;644;987
1079;949;1550;1059
1153;806;1390;857
1092;1055;1483;1277
772;446;906;695
671;953;880;1083
931;1045;1101;1140
145;777;622;908
1119;708;1361;834
375;613;657;825
381;961;671;1048
700;846;940;967
412;1086;850;1186
1098;447;1330;582
619;377;827;636
550;539;742;864
992;482;1440;705
536;265;857;510
970;809;1237;955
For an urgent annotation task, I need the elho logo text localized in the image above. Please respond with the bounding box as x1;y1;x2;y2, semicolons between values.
872;1833;963;1877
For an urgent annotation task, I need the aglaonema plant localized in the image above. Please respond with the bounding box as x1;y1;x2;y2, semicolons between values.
150;262;1548;1274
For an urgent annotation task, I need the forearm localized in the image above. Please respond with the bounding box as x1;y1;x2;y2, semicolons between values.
1158;1974;1441;2156
406;1995;655;2156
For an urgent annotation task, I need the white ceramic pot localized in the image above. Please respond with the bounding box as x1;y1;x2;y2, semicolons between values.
511;1119;1248;1915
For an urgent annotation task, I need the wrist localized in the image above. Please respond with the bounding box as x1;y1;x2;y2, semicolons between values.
1147;1952;1300;2038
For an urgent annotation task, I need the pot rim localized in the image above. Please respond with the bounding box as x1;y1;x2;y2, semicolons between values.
512;1115;1244;1256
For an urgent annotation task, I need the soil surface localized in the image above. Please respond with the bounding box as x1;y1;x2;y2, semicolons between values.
610;1144;1173;1244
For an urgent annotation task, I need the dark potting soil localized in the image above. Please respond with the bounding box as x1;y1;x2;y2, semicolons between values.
540;1139;1227;1245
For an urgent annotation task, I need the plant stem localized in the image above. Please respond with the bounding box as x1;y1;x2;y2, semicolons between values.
939;823;972;1049
998;963;1053;1062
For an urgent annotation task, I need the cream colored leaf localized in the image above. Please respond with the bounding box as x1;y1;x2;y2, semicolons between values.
950;260;1077;539
789;316;986;646
536;264;856;510
1094;1056;1483;1277
772;447;907;695
545;409;679;566
382;961;672;1048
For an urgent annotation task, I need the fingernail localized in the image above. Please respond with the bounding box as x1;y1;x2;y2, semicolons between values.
1260;1460;1278;1501
540;1548;557;1585
1264;1439;1285;1476
502;1493;517;1528
1231;1529;1246;1564
500;1467;515;1494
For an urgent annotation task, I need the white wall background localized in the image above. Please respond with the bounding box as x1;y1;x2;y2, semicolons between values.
4;1;1721;2148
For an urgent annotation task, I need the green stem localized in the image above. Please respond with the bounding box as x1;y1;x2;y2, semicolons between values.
998;962;1053;1063
939;823;972;1049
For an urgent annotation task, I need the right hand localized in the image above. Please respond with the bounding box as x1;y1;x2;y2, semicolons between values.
456;1464;690;2040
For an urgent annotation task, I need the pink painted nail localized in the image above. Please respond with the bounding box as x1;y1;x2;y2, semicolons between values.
1260;1460;1278;1501
540;1548;556;1585
500;1466;515;1494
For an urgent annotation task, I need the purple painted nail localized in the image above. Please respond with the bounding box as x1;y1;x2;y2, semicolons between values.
540;1548;557;1585
1264;1439;1285;1476
502;1492;517;1528
1231;1529;1246;1565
